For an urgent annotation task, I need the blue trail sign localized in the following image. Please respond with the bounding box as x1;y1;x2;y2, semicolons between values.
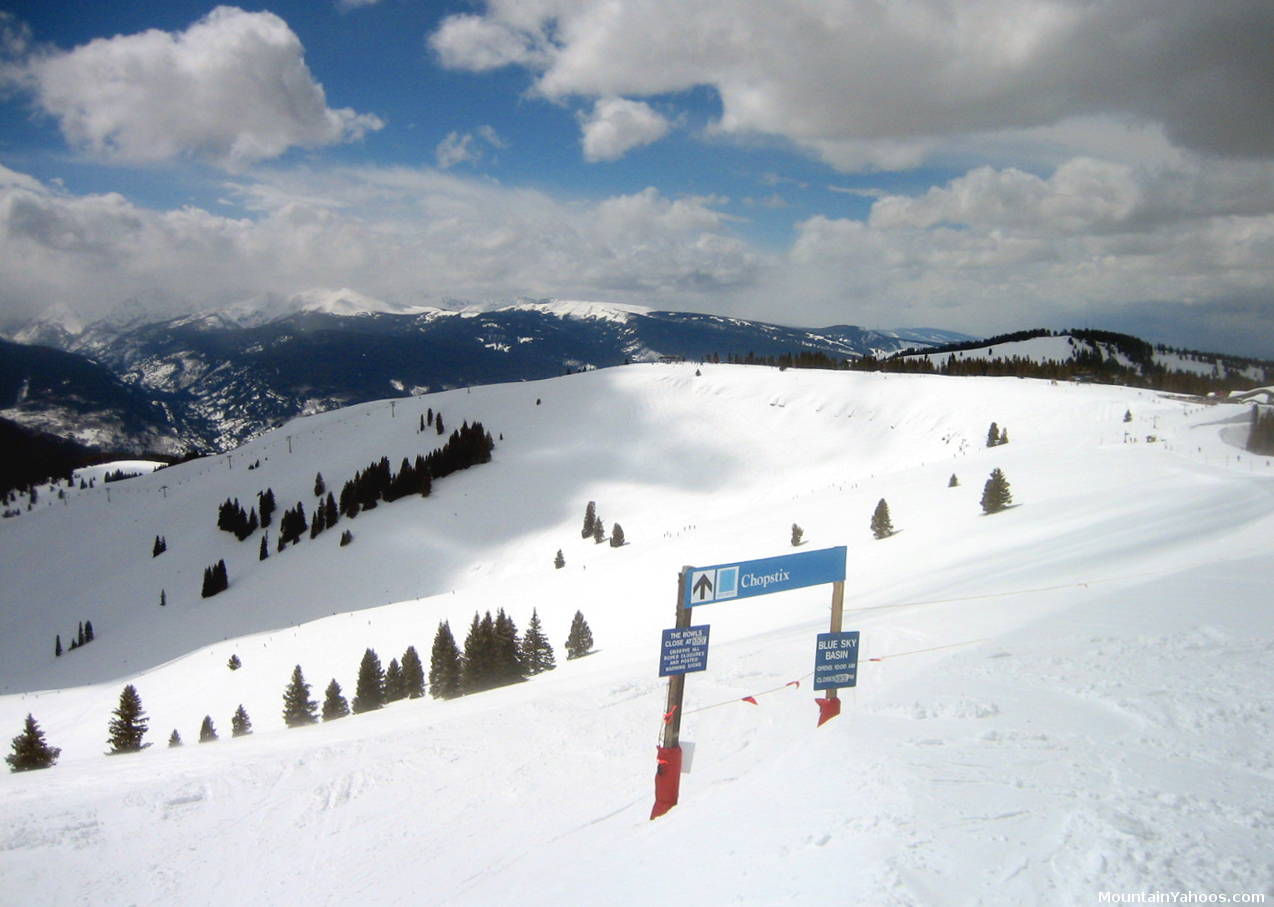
812;631;860;690
660;625;711;676
683;546;847;608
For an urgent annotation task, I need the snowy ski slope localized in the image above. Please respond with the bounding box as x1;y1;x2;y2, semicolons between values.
1;364;1271;904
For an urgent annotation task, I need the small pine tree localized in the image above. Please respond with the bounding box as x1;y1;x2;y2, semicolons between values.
160;589;167;607
1123;409;1133;423
384;658;406;703
565;610;594;660
429;621;464;700
259;535;269;561
351;648;385;713
322;679;350;721
199;715;218;742
227;654;242;671
948;473;959;488
84;620;94;643
106;684;149;754
339;529;353;547
980;468;1013;514
592;514;605;544
493;609;524;687
231;705;252;737
401;646;426;699
554;549;565;569
314;472;325;496
581;501;596;539
168;729;182;748
77;621;84;646
791;523;804;547
871;498;895;539
6;714;61;772
282;665;318;727
520;608;556;675
986;422;1000;447
152;535;166;557
999;427;1009;445
55;634;62;657
610;523;625;548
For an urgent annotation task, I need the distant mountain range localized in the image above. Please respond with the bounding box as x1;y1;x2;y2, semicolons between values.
1;294;972;456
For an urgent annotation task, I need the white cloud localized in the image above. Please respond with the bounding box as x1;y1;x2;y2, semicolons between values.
579;97;670;162
435;126;507;169
430;1;1274;171
0;165;758;324
20;6;382;170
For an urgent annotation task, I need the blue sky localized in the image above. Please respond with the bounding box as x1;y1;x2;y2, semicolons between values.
2;1;1273;356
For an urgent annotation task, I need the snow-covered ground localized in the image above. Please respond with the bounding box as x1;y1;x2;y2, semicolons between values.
2;364;1272;905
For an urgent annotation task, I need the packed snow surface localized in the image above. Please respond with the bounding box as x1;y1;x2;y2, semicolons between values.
2;364;1272;905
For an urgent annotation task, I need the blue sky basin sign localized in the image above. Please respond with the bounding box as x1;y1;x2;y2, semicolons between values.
684;546;846;608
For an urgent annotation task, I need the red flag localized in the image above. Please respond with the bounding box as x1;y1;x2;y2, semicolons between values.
741;696;758;705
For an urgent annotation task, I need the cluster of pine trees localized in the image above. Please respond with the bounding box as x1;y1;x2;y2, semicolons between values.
53;620;95;657
152;534;167;557
1248;407;1274;455
581;501;625;547
216;497;259;541
986;422;1009;447
201;560;229;597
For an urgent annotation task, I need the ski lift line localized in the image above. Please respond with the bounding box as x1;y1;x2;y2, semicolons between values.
654;636;989;740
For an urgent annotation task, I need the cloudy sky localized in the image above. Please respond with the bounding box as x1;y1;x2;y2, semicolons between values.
2;1;1272;355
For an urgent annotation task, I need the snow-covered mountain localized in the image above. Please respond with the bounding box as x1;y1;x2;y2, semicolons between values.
1;364;1271;903
1;297;971;453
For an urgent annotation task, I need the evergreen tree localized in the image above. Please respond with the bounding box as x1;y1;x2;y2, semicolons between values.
199;715;218;742
987;422;1000;447
314;472;325;497
6;713;61;772
436;414;444;434
160;589;167;607
429;621;463;700
582;501;597;539
55;634;62;657
351;648;385;713
554;549;565;569
282;664;318;727
999;427;1009;445
1123;409;1133;423
520;608;556;675
462;612;498;693
592;513;605;544
84;620;94;643
980;468;1013;514
401;646;426;699
871;498;895;539
565;611;594;660
77;621;85;646
227;654;242;670
791;523;804;547
258;488;276;528
384;658;406;703
948;473;959;488
493;609;525;686
106;684;149;754
231;705;252;737
339;529;353;547
610;523;625;547
152;535;166;557
322;679;349;721
325;492;339;528
168;729;182;748
259;535;269;560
